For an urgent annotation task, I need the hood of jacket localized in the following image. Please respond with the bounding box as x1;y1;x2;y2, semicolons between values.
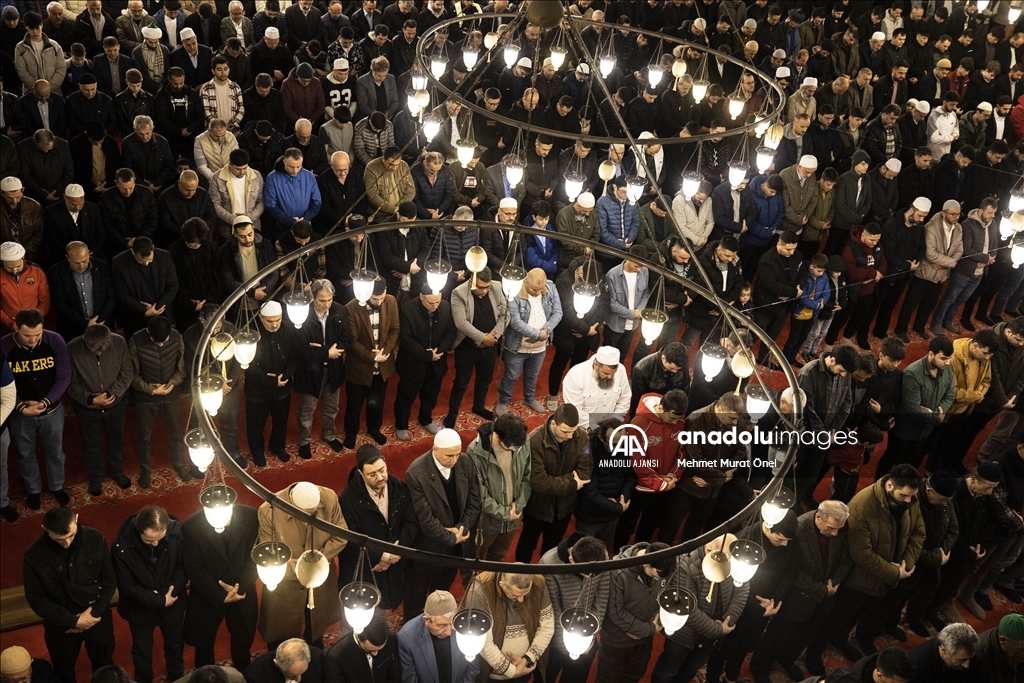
850;225;869;243
748;174;769;199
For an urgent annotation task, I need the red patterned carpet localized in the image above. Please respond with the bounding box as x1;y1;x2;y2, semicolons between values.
0;322;1017;682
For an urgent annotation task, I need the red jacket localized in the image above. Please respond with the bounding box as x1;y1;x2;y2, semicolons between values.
0;262;50;332
629;393;685;492
281;69;326;128
843;226;887;298
1010;94;1024;147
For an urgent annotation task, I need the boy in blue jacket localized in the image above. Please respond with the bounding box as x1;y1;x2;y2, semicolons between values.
524;200;559;277
740;173;785;277
783;253;831;365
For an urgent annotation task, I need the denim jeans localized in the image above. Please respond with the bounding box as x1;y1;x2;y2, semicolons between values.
932;271;983;328
980;533;1024;596
801;317;832;356
8;405;66;494
498;349;546;404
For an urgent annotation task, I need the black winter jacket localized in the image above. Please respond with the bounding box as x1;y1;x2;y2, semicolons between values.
552;255;609;353
574;429;638;525
629;350;691;417
100;185;159;246
293;301;352;395
121;132;175;189
157;186;218;247
880;211;926;276
916;492;959;571
111;513;186;626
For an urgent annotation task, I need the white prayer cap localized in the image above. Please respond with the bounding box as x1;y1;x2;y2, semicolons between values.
576;62;590;74
0;177;22;192
915;100;931;114
772;49;786;59
595;346;620;366
978;101;993;112
516;57;532;69
434;428;462;449
776;66;791;79
693;18;707;32
64;184;85;198
885;158;902;172
0;242;25;261
802;77;818;88
499;197;518;210
290;482;321;509
799;155;818;169
180;27;196;40
639;131;655;139
943;200;961;211
232;215;253;226
260;300;282;316
743;19;757;30
912;197;932;212
577;192;595;208
142;27;161;39
265;27;280;39
333;58;349;70
871;31;886;41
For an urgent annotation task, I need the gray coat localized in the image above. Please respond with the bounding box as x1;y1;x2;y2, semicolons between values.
450;278;508;348
778;510;854;622
953;208;997;278
605;262;651;334
599;543;668;647
797;354;853;433
67;333;134;409
354;71;401;121
664;545;749;648
832;168;873;232
539;532;611;656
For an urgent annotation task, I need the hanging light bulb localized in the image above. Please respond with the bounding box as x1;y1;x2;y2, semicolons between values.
564;170;586;202
647;66;664;87
626;175;646;204
761;486;795;528
502;44;519;69
340;582;381;634
976;0;990;10
1013;244;1024;269
560;608;599;660
407;92;422;116
411;72;428;90
252;540;291;591
456;138;477;165
200;484;237;533
425;258;453;294
763;123;785;149
598;160;616;182
454;607;492;661
465;246;488;285
351;268;378;306
500;264;527;299
1010;2;1023;24
729;539;765;587
671;59;687;78
572;280;599;318
423;112;443;142
199;374;224;416
283;290;313;329
731;350;754;380
754;116;769;138
295;549;330;609
185;428;215;472
691;79;710;103
462;46;479;70
702;545;732;587
755;146;775;174
727;95;745;120
549;47;567;70
658;587;696;636
640;308;669;346
430;55;448;79
700;343;729;382
484;31;499;49
210;332;235;367
727;162;748;188
504;155;525;187
599;56;615;77
681;172;703;200
1011;192;1024;213
746;384;772;423
414;88;431;110
232;328;260;368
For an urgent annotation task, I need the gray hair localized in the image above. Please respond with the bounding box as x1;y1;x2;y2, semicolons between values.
817;500;849;524
937;623;979;657
781;386;806;412
295;118;312;133
209;118;228;131
228;0;243;8
310;279;335;297
46;2;63;12
133;115;153;130
274;639;310;670
500;572;533;589
858;67;874;79
453;206;474;220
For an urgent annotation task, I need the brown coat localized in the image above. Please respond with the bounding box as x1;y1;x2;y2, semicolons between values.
0;196;44;263
524;418;592;524
344;294;399;386
256;484;348;644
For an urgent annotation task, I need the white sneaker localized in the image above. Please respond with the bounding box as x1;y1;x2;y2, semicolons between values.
547;398;559;411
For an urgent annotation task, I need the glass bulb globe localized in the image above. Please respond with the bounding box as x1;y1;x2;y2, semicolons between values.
252;541;291;591
691;79;710;103
657;587;695;636
232;328;260;368
1010;6;1022;23
976;0;990;10
647;66;663;87
456;139;477;165
423;113;443;142
699;343;728;382
728;163;748;188
199;374;224;416
599;56;615;77
200;484;236;533
640;308;668;346
454;608;492;661
185;428;214;472
626;174;646;204
351;268;378;306
504;155;525;187
671;59;687;78
549;47;567;70
755;146;774;174
681;172;703;200
1011;192;1024;213
407;92;422;116
340;582;381;634
746;385;772;423
500;265;527;299
430;55;448;79
728;95;745;120
761;487;795;528
564;171;586;202
284;290;313;329
1013;244;1024;269
462;46;479;70
503;44;519;69
598;160;616;181
729;539;765;587
425;258;453;293
465;245;488;274
731;350;754;379
411;73;428;90
572;281;599;318
484;31;498;49
560;609;599;660
414;88;431;109
763;123;785;150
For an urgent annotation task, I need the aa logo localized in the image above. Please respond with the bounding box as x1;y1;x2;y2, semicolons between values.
610;424;648;460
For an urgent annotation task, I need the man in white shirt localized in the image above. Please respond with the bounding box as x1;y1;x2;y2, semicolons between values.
926;90;961;159
560;346;632;430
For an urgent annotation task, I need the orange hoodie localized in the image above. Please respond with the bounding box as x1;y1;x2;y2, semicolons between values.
0;263;49;332
629;393;685;492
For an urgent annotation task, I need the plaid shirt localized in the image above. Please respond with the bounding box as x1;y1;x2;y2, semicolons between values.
883;123;897;158
198;78;245;132
992;484;1024;535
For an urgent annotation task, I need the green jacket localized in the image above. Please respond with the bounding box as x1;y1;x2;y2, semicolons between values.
892;356;955;440
636;202;675;253
555;202;600;263
804;184;835;243
845;477;926;596
525;417;592;523
465;422;532;535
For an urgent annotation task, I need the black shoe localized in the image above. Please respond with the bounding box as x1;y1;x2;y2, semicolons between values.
370;431;387;445
472;406;495;420
783;663;805;681
896;332;911;344
857;335;871;350
975;591;994;611
273;448;290;463
232;456;249;470
51;489;70;506
189;465;204;480
885;625;907;642
871;328;887;339
0;505;18;523
907;619;930;637
175;466;192;483
298;444;312;460
855;633;877;655
138;472;151;488
977;313;996;326
27;493;41;510
443;414;457;429
252;453;267;467
343;434;356;449
836;639;864;661
926;611;948;629
960;318;976;332
995;584;1024;604
326;439;344;452
804;648;825;677
114;475;132;489
89;484;103;496
915;327;933;340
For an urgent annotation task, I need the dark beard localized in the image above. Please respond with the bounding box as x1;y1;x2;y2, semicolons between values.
886;488;911;512
592;369;614;390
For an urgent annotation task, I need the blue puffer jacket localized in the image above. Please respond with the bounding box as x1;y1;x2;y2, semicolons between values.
743;174;784;249
524;223;559;277
598;195;640;250
503;282;563;353
791;266;831;320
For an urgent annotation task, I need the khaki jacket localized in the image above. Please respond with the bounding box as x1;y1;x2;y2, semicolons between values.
915;212;963;284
